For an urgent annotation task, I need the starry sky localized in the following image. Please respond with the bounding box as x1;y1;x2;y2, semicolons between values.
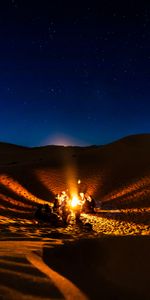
0;0;150;147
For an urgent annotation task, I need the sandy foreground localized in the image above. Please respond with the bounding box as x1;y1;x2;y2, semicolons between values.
0;135;150;299
0;218;150;300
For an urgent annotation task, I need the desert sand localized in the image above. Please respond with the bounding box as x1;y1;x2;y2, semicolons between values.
0;134;150;299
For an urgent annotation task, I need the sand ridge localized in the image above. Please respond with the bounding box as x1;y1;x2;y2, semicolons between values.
0;134;150;299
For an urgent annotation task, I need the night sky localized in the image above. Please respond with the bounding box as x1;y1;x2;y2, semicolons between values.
0;0;150;147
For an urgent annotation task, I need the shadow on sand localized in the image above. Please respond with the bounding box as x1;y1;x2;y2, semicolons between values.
43;236;150;300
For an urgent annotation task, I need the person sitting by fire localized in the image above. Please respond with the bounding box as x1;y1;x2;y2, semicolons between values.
90;196;96;213
34;203;51;222
34;204;43;220
60;197;71;225
82;195;96;213
53;194;61;213
34;203;61;226
74;206;82;224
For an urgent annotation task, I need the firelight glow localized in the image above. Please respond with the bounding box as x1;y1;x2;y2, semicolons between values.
71;195;80;208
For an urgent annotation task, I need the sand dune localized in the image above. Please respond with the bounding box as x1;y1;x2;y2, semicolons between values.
0;134;150;299
0;134;149;234
0;134;150;215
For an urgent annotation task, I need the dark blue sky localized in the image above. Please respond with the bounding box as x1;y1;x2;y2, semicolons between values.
0;0;150;146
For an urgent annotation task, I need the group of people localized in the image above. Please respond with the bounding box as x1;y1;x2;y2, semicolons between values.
34;191;96;227
34;203;62;226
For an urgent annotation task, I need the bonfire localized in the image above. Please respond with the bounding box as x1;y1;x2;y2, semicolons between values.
56;181;95;216
34;180;96;225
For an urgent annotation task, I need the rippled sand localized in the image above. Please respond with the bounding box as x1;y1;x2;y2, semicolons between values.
0;209;150;299
0;136;150;299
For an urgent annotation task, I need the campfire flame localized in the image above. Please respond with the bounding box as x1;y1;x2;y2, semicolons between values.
71;195;80;208
57;179;88;210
